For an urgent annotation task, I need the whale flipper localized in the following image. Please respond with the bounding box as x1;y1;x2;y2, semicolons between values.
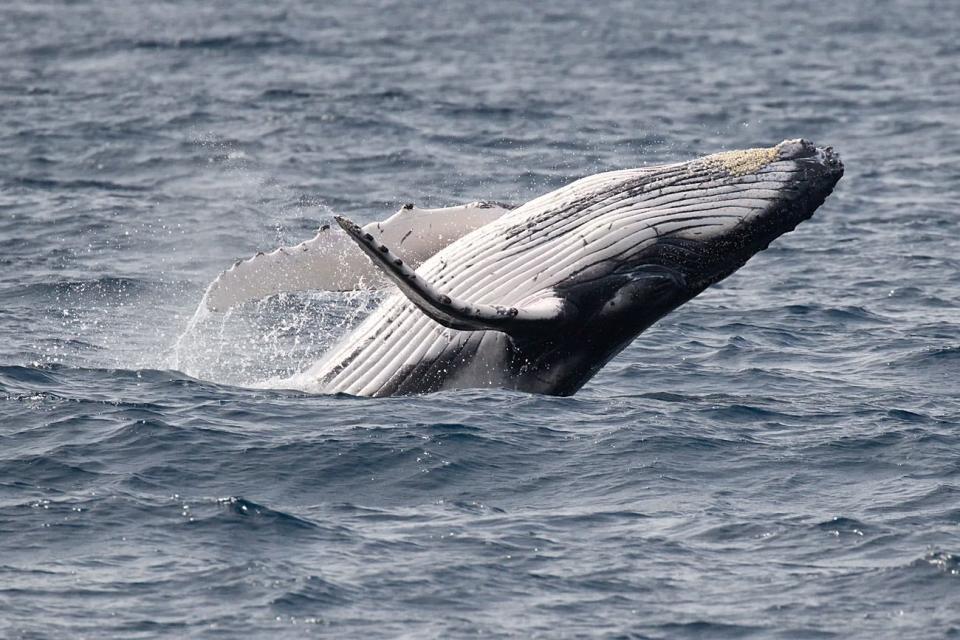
203;202;512;311
335;215;567;334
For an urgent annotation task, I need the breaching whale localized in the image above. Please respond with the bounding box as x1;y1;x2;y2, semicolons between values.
203;139;843;396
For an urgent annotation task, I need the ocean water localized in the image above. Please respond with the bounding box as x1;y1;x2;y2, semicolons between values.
2;0;959;637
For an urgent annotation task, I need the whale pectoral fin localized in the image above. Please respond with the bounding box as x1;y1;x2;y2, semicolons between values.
202;226;386;311
335;215;568;333
378;201;513;255
203;202;513;312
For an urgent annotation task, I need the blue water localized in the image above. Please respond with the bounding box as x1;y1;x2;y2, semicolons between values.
2;0;959;637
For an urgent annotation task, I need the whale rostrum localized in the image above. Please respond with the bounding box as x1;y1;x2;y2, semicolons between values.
207;139;844;397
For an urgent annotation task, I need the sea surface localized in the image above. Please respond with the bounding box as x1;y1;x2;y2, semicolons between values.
2;1;959;637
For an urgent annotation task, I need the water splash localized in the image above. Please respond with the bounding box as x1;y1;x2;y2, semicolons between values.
170;287;383;389
171;292;213;372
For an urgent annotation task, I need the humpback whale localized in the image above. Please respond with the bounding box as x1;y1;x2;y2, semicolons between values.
204;139;843;397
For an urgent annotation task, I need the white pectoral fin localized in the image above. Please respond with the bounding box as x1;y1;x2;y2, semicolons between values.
376;201;512;256
202;226;382;311
335;215;567;335
202;202;513;312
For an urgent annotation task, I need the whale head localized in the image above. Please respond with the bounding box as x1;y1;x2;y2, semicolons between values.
641;138;844;293
537;139;844;393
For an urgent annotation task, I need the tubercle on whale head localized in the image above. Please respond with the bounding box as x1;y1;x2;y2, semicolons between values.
775;138;843;170
774;139;844;205
695;145;779;176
